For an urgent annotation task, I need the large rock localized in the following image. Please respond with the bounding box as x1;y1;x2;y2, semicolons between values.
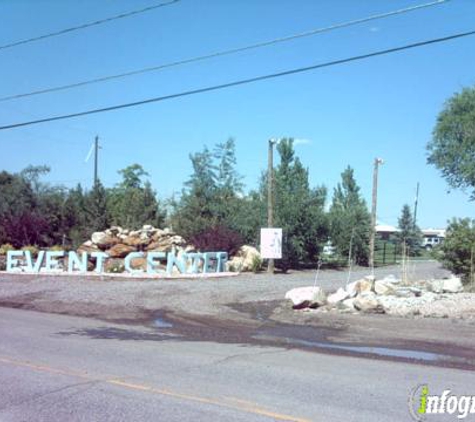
356;277;374;294
91;232;118;249
374;279;396;296
123;235;149;248
429;279;444;293
345;281;359;298
77;241;100;254
285;286;327;309
107;244;135;258
443;277;464;293
354;292;384;313
227;246;261;272
341;298;356;310
327;287;349;305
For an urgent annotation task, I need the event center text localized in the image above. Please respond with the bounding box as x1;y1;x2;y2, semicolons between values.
5;250;229;275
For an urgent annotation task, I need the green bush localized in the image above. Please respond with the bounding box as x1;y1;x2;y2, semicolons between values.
21;245;39;257
0;243;14;256
250;255;263;273
439;218;475;284
106;261;125;274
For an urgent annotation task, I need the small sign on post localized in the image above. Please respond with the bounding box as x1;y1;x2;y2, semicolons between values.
260;228;282;259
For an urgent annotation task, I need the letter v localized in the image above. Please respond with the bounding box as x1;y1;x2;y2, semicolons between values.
25;251;45;272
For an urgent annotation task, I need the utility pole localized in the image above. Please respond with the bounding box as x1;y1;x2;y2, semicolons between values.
413;182;419;229
267;139;276;273
369;157;384;269
94;135;99;186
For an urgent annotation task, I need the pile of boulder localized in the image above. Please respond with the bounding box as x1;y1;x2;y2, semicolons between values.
78;225;192;272
78;225;262;273
285;274;468;318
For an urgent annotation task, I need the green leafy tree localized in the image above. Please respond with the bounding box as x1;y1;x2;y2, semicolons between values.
440;218;475;284
265;139;328;269
329;166;370;265
63;184;89;247
108;164;164;229
171;147;218;238
395;204;422;256
85;180;109;233
427;85;475;198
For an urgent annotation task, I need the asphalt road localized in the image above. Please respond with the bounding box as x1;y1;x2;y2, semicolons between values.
0;307;473;421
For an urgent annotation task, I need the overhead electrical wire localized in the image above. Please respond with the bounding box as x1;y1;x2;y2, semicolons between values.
1;28;473;131
0;0;179;51
0;0;449;103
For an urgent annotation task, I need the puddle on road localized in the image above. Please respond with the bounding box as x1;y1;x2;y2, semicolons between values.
254;334;473;365
154;317;173;328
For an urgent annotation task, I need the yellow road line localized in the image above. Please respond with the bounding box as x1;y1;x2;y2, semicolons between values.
0;355;311;422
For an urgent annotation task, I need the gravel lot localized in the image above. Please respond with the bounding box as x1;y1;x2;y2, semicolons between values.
1;260;475;361
0;260;452;321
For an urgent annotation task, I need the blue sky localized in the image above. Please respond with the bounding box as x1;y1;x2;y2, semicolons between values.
1;0;474;228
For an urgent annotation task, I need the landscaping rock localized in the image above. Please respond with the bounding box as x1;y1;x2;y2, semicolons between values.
285;286;327;309
443;277;464;293
354;292;385;313
374;279;396;296
91;232;118;249
107;244;135;258
327;287;349;305
345;281;359;298
356;277;374;294
227;246;261;272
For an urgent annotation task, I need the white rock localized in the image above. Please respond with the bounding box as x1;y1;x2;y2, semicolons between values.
285;286;327;308
142;225;153;231
91;231;108;245
345;281;359;298
354;292;384;313
442;277;464;293
430;279;445;293
227;246;261;272
327;288;349;305
374;280;395;296
341;298;356;310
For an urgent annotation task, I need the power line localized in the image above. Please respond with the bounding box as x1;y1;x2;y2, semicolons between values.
1;28;473;131
0;0;179;51
0;0;449;103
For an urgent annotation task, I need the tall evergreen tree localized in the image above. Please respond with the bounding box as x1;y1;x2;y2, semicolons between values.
108;164;164;229
264;139;328;269
396;204;422;256
171;147;218;238
85;180;109;233
329;166;370;265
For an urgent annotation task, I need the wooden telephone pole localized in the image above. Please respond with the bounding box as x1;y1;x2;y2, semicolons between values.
369;157;384;269
267;139;276;273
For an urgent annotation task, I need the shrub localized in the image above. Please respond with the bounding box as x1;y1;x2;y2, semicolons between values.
106;261;125;273
439;218;475;284
190;225;244;256
21;245;39;257
49;245;65;252
0;243;14;256
250;255;262;273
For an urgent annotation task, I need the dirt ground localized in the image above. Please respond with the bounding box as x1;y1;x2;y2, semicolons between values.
0;261;474;369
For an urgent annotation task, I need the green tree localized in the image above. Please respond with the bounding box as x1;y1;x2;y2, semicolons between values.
63;184;88;247
395;204;422;256
85;180;109;233
266;139;328;269
427;85;475;198
108;164;164;229
171;147;218;238
440;218;475;284
329;166;370;265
